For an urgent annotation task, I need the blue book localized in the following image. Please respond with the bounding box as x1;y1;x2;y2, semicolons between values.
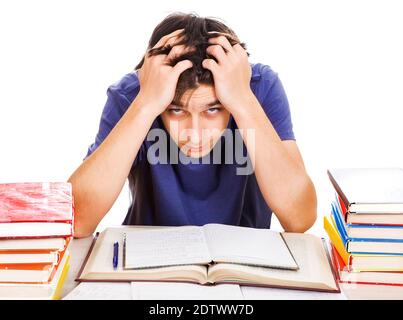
331;201;403;255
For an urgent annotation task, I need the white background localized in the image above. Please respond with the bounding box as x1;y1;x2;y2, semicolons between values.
1;0;402;236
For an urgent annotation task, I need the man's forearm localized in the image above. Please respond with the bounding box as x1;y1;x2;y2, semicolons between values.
230;94;317;232
68;98;157;237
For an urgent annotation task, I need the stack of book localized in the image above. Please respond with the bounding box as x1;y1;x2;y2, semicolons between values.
0;182;74;299
325;168;403;286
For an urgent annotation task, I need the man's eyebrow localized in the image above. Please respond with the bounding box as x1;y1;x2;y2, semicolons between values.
205;100;221;107
170;100;221;108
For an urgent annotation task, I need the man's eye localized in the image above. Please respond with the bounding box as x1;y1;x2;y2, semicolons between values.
206;107;220;114
169;108;184;115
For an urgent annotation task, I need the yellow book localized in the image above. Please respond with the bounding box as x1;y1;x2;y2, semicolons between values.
323;216;349;265
51;255;71;300
323;216;403;272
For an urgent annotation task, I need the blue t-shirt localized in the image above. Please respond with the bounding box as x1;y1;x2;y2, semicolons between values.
85;63;295;228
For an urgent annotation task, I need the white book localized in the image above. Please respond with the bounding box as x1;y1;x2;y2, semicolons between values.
0;237;66;251
0;252;59;264
0;222;72;238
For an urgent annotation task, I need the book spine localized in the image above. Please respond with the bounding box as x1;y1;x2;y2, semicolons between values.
327;170;351;221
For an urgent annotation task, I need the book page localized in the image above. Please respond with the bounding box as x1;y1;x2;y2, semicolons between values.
124;226;211;269
63;282;131;300
207;233;339;292
131;282;243;300
203;224;298;270
241;286;346;300
78;227;208;284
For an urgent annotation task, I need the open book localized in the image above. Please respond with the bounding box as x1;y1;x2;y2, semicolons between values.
123;224;298;270
77;225;340;293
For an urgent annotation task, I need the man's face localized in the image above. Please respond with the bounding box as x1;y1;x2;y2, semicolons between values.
160;84;230;158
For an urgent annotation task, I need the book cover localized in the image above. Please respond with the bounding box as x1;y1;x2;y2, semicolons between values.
0;182;73;223
0;182;74;239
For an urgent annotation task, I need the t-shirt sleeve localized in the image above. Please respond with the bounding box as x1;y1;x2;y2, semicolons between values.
84;85;134;160
259;70;296;141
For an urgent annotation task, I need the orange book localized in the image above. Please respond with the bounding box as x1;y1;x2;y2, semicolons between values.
0;238;70;284
0;253;71;299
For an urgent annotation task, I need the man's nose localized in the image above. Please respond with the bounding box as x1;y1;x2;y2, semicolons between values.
189;115;203;145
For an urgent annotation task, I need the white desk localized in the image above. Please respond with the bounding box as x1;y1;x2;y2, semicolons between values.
62;237;403;300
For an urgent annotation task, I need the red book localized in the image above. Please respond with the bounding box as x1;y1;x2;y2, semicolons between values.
330;243;403;286
0;182;74;239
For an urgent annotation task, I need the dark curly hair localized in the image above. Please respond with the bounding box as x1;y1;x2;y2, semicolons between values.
134;11;249;104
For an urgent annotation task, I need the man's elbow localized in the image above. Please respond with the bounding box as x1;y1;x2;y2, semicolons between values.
73;211;97;239
68;178;99;238
281;179;318;233
284;210;317;233
73;222;95;239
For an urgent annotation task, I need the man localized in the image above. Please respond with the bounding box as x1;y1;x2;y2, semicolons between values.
68;12;317;238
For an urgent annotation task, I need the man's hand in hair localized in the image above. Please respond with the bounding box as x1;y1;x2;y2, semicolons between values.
136;29;194;117
202;34;254;115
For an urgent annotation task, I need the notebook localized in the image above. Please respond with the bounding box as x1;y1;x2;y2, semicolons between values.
76;226;340;293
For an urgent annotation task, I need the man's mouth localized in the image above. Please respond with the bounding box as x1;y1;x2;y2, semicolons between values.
184;145;204;151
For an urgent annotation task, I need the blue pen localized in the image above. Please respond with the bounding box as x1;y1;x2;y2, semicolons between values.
113;241;119;270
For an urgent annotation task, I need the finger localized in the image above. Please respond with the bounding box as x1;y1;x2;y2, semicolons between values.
207;31;235;40
202;59;219;74
172;60;193;77
233;43;248;56
164;34;186;48
208;35;234;53
152;29;185;49
206;45;227;64
166;44;195;61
